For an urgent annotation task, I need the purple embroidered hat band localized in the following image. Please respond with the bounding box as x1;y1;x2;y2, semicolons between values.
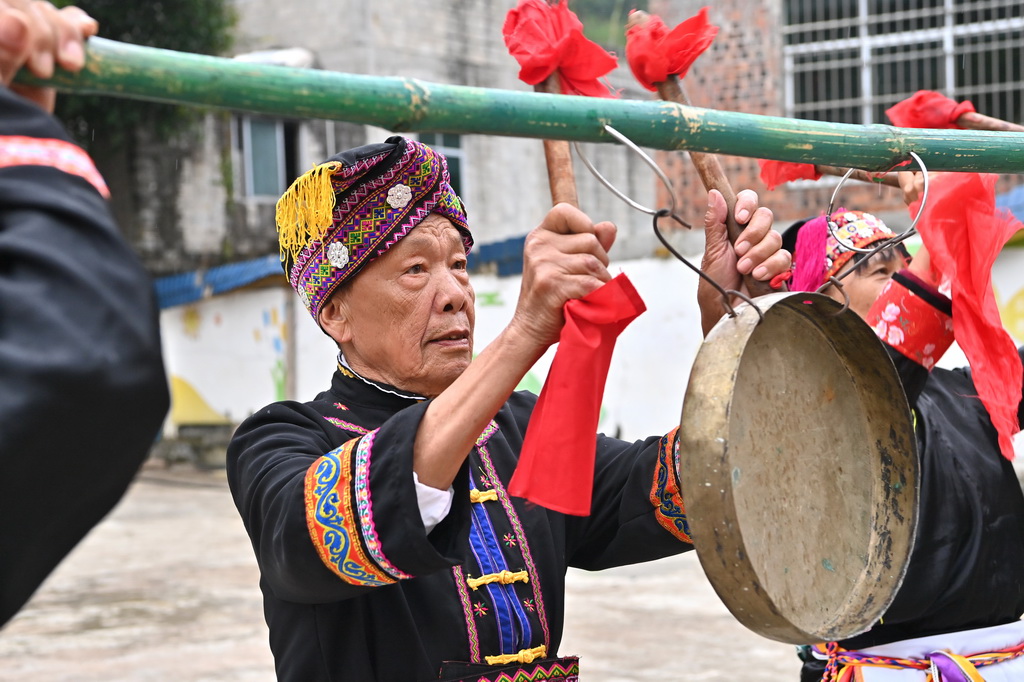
275;135;472;321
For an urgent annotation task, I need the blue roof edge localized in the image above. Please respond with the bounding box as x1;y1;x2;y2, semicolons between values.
154;254;284;309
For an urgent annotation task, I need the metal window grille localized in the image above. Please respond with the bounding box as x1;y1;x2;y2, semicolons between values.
783;0;1024;125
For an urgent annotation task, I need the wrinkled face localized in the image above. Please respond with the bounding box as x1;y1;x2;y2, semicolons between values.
826;250;907;319
319;214;475;398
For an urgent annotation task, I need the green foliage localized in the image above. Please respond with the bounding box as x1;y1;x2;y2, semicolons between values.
53;0;236;150
570;0;648;51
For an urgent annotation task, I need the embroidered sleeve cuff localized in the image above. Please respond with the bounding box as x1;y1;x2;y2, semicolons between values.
649;427;692;544
304;431;413;587
866;271;954;370
0;135;109;198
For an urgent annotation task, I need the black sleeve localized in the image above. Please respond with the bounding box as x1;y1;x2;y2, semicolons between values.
227;400;457;604
0;89;169;625
885;345;930;409
565;428;693;570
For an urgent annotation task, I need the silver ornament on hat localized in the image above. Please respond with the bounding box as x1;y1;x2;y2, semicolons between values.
386;183;413;209
327;241;350;269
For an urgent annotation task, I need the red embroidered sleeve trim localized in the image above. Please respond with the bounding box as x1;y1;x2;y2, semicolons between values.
0;135;110;198
649;426;693;544
866;274;954;370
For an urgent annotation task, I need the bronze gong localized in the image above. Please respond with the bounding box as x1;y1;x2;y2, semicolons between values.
678;291;919;644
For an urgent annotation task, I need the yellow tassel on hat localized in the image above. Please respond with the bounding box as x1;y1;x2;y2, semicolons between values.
276;161;343;264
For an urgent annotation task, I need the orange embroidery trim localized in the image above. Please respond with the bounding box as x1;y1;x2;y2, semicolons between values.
649;426;692;543
304;439;394;587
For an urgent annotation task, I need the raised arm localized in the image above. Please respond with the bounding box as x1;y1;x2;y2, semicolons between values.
864;173;956;406
414;203;615;490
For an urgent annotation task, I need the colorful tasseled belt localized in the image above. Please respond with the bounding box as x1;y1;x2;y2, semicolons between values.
816;639;1024;681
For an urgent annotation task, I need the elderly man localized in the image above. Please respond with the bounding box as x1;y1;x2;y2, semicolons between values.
227;136;789;681
783;196;1024;680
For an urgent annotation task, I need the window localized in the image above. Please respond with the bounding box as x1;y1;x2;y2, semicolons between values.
237;116;300;198
784;0;1024;125
418;133;464;196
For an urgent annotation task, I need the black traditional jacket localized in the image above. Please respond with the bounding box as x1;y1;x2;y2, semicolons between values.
837;344;1024;650
844;272;1024;649
0;88;168;625
228;363;693;681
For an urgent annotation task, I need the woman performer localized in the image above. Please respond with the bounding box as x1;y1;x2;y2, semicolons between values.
784;185;1024;681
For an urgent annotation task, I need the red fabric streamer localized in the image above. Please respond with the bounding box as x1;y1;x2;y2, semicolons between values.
908;173;1023;459
758;159;822;191
502;0;618;98
624;8;719;91
769;269;792;290
509;273;646;515
886;90;977;129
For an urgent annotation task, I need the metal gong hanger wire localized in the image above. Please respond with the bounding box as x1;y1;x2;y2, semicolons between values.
822;151;931;289
573;124;762;322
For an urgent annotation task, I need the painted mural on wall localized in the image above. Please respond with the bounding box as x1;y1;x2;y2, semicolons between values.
998;277;1024;343
253;305;289;402
161;288;299;432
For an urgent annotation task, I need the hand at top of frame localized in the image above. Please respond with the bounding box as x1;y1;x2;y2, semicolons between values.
0;0;97;112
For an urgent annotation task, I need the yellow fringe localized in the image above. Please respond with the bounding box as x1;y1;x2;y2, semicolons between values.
275;161;343;263
485;645;547;666
469;489;498;504
467;569;529;591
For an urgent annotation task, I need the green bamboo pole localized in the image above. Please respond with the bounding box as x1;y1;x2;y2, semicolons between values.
19;37;1024;173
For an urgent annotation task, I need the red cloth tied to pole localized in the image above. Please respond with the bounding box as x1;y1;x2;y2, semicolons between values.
502;0;618;98
624;7;718;91
509;273;646;515
758;160;822;190
909;173;1023;459
886;90;976;129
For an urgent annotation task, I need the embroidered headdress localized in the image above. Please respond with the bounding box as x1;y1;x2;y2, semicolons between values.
276;136;472;321
783;209;907;291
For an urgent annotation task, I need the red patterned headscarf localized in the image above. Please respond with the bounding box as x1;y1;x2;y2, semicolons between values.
276;136;471;322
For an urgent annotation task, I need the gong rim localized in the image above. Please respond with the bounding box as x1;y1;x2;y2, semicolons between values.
678;292;918;644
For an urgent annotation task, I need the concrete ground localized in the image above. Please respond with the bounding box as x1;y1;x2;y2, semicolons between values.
0;464;800;681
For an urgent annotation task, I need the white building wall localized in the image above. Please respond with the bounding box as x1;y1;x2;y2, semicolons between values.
178;115;229;255
161;287;292;431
